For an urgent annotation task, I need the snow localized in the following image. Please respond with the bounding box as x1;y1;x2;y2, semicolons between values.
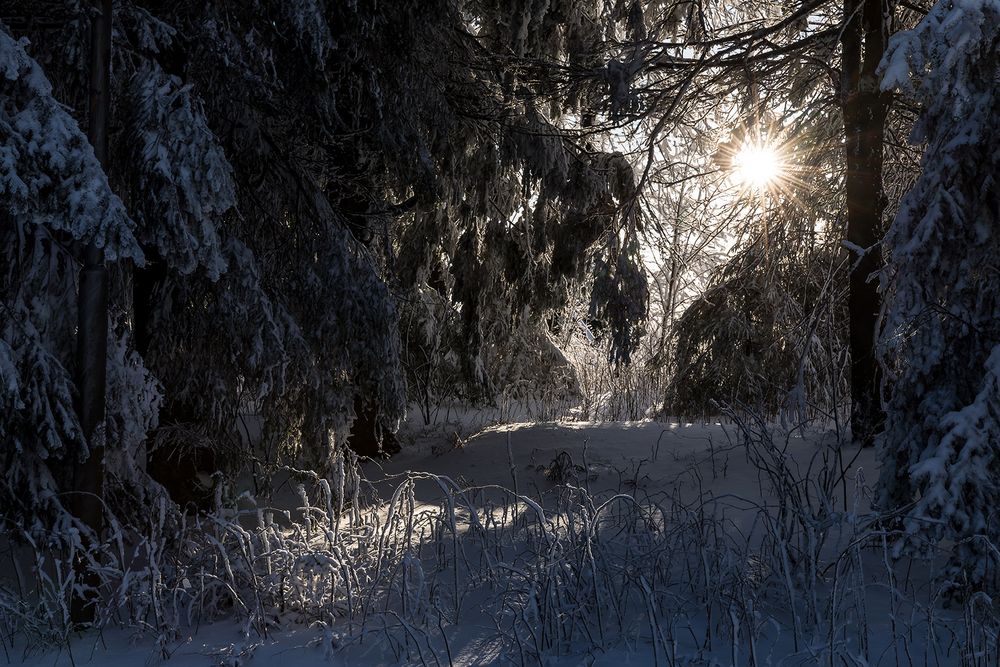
0;29;142;262
129;59;235;279
15;418;988;666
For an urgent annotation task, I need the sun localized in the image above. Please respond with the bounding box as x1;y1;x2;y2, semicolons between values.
732;142;782;191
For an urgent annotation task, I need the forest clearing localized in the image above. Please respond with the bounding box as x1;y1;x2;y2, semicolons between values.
4;0;1000;664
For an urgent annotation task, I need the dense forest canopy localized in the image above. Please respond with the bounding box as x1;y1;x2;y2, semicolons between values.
3;0;1000;638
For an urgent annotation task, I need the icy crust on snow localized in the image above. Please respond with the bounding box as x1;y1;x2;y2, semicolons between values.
0;29;141;262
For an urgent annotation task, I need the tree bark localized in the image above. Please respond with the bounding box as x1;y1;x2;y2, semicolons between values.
71;0;112;625
840;0;892;447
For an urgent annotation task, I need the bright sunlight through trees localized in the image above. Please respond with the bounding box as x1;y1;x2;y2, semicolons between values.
733;141;782;190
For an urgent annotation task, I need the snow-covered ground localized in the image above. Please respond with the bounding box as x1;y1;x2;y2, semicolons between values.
10;420;992;666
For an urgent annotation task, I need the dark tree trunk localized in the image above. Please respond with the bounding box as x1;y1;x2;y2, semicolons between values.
70;0;112;625
840;0;892;447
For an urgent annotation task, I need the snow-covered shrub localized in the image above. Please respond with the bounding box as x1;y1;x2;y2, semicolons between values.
564;316;667;421
877;0;1000;591
399;281;468;424
400;274;585;425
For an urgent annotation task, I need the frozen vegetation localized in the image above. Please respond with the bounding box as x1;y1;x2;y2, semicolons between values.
5;417;1000;665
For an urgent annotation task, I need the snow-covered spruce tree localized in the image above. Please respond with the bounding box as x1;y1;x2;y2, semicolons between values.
2;0;409;514
0;25;158;533
108;1;410;485
877;0;1000;591
391;2;657;407
666;227;848;421
3;0;657;513
140;0;654;458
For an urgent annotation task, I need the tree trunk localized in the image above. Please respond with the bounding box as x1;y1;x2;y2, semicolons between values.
840;0;892;447
71;0;112;625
